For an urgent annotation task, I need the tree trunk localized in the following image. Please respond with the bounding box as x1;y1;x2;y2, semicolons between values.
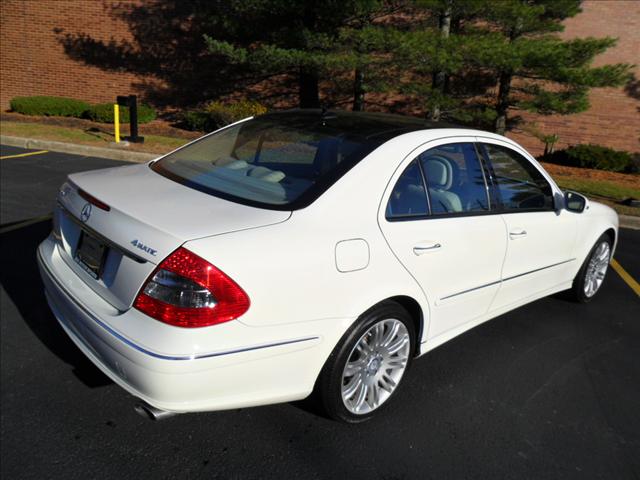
299;68;320;108
429;3;452;122
494;71;512;135
430;72;446;122
352;68;365;111
494;20;522;135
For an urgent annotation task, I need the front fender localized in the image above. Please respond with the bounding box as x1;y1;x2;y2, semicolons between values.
571;201;619;277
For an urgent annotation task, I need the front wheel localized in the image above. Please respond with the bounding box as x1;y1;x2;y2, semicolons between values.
569;234;612;303
315;301;415;423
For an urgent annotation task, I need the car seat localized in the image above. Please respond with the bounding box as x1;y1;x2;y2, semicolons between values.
422;156;463;213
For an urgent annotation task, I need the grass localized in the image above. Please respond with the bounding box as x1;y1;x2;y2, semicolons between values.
553;177;640;217
0;121;188;154
553;177;640;200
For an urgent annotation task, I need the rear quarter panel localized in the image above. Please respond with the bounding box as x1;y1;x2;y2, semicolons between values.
184;209;427;330
183;133;445;340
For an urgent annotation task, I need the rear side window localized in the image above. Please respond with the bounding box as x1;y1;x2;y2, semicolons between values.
386;160;429;218
386;142;491;220
419;143;490;215
481;143;553;212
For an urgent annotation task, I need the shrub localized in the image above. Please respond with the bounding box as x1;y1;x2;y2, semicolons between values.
544;144;639;174
204;100;267;127
181;111;211;132
10;96;90;117
182;100;267;132
84;102;156;124
632;153;640;173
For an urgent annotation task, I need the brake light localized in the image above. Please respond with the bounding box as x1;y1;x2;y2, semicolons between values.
78;189;111;211
134;247;250;327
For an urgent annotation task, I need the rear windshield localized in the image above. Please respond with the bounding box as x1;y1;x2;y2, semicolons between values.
150;113;398;210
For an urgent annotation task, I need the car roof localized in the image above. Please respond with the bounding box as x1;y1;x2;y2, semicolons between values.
261;109;467;143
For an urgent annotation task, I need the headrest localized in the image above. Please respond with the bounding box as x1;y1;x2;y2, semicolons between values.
215;156;248;170
423;156;453;189
248;166;285;183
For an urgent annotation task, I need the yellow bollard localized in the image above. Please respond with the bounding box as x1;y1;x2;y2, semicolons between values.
114;104;120;143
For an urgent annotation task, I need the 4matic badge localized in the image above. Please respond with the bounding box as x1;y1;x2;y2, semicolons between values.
131;239;157;256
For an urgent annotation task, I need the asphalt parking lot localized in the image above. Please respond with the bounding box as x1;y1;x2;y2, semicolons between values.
1;144;639;479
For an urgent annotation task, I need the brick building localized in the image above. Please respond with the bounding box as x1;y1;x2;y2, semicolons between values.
1;0;638;155
1;1;146;109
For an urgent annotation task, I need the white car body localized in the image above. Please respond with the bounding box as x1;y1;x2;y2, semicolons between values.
37;111;618;415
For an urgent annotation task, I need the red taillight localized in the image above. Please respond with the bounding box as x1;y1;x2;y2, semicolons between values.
78;189;111;211
134;247;250;328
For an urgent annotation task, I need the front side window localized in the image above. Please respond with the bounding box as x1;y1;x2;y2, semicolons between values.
481;143;553;211
419;143;490;215
151;114;390;209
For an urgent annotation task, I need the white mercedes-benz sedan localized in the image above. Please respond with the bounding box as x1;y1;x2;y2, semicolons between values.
38;110;618;422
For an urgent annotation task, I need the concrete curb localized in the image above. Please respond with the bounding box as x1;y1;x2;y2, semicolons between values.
0;135;159;163
619;215;640;231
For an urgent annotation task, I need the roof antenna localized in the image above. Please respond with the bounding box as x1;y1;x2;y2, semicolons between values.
321;105;328;125
320;103;336;125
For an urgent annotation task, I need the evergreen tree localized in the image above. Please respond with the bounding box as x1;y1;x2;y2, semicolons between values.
204;0;630;132
463;0;631;133
205;1;401;109
474;0;630;134
386;0;631;133
410;0;486;121
369;0;491;123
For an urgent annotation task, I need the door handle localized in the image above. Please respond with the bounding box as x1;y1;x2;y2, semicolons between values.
509;229;527;239
413;242;442;255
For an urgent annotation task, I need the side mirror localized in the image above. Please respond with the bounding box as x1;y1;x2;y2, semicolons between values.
553;191;564;212
564;191;587;213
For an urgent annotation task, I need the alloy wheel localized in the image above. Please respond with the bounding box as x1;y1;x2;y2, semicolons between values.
341;318;411;415
584;241;610;298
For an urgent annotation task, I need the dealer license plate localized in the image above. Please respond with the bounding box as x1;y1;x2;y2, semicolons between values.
74;230;107;279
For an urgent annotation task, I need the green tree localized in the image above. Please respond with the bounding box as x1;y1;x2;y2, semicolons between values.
411;0;486;121
385;0;631;133
205;1;402;109
372;0;491;123
470;0;632;134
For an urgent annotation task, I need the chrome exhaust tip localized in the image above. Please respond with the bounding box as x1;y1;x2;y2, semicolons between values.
134;401;178;421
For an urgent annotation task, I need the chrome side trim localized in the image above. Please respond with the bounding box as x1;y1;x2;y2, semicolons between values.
502;258;576;283
440;258;576;301
440;279;502;301
39;249;319;361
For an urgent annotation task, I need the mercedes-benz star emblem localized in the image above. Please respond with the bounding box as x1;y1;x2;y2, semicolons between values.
80;203;92;223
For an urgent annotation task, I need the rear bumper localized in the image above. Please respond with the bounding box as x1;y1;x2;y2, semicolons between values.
37;236;344;412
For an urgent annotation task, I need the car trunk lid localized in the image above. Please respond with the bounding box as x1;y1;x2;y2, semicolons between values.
54;163;290;310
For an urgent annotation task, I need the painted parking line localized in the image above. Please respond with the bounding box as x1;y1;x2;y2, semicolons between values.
0;150;48;160
611;258;640;297
0;214;52;234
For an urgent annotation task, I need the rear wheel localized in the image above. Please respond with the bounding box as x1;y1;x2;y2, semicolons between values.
315;302;415;423
569;234;612;303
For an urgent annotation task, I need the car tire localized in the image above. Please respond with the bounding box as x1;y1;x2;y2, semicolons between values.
568;233;612;303
315;301;416;423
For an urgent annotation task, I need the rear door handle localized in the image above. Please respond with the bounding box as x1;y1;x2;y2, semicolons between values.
413;242;442;255
509;229;527;239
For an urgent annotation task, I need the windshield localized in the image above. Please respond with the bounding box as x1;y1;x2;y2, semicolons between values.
151;112;413;210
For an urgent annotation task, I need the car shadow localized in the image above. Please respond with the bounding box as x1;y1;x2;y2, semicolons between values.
0;219;111;388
